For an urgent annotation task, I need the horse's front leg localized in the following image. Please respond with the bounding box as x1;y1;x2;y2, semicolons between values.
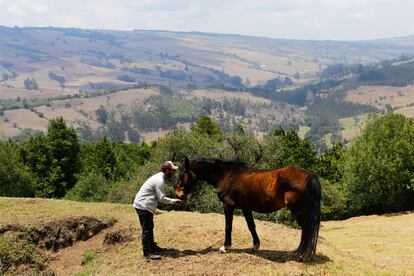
242;209;260;252
219;204;234;253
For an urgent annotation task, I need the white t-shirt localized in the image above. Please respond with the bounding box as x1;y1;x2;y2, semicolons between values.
133;172;179;213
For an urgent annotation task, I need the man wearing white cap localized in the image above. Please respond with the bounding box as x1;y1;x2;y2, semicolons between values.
133;161;184;260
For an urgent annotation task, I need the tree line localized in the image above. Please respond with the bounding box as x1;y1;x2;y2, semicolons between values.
1;114;413;223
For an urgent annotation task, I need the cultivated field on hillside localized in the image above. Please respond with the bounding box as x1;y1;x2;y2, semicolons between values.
345;85;414;114
0;197;412;275
0;87;302;141
189;89;272;104
0;88;158;138
340;85;414;141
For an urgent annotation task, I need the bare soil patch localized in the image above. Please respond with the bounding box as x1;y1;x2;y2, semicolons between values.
0;216;116;275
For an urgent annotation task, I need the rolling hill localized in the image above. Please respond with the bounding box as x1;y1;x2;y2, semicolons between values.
2;26;414;143
2;26;414;92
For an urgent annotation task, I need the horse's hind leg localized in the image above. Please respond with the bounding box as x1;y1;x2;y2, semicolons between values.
220;204;234;253
242;209;260;252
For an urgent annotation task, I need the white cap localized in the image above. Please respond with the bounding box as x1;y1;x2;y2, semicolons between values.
163;160;179;170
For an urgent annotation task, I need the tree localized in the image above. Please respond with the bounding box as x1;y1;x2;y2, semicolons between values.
81;137;117;180
65;171;111;202
316;142;346;220
113;142;153;179
226;124;261;164
107;119;125;142
21;117;80;197
48;72;65;88
269;127;317;171
0;140;35;197
24;78;39;90
190;115;224;140
46;117;80;197
20;134;53;196
293;72;300;79
342;114;414;215
317;142;345;183
2;73;8;81
95;105;109;124
127;128;141;143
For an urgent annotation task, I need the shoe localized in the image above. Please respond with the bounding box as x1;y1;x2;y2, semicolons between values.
145;254;161;260
151;244;165;253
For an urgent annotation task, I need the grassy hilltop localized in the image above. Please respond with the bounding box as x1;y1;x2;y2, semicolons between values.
0;197;413;275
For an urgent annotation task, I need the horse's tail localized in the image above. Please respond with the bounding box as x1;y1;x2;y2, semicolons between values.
294;173;321;262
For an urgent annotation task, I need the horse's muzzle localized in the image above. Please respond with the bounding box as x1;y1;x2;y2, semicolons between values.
175;187;187;200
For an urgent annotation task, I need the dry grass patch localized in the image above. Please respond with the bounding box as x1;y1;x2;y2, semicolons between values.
394;106;414;118
298;125;310;139
57;88;157;116
322;212;414;274
2;109;47;132
346;85;414;113
0;120;21;138
339;114;368;142
189;89;272;104
1;197;413;275
229;49;319;76
0;86;78;100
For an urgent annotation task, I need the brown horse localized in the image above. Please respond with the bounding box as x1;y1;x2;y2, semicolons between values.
175;157;322;262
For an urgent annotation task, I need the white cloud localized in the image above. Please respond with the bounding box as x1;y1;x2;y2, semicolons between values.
349;12;371;21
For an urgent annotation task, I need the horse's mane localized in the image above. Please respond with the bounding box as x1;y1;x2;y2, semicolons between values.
192;157;247;171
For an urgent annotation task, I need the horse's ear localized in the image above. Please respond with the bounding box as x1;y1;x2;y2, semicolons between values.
184;157;189;168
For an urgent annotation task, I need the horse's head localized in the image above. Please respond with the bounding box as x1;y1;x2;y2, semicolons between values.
175;157;197;200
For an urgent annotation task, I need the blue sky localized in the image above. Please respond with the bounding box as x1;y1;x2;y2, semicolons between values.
0;0;413;40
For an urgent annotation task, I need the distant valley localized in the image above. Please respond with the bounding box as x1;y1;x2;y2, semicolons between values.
1;26;414;148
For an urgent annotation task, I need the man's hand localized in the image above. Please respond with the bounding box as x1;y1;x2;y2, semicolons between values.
175;199;185;205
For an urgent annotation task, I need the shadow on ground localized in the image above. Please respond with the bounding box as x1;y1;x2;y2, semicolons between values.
159;246;331;264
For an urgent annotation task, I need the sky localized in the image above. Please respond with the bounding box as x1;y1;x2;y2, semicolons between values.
0;0;414;41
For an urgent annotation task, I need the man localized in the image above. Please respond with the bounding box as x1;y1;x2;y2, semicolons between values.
133;160;184;260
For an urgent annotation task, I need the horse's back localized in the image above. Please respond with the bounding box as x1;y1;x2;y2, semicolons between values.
226;166;313;212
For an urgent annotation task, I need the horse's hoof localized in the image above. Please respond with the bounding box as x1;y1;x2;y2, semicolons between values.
219;245;230;253
251;243;260;252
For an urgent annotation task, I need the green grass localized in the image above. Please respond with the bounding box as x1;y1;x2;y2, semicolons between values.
81;249;96;266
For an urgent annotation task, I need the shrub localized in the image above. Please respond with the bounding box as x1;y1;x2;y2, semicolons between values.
254;208;299;228
0;236;45;273
321;179;346;220
66;172;111;202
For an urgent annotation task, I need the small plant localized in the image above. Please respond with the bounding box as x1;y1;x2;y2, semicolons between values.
81;249;96;265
